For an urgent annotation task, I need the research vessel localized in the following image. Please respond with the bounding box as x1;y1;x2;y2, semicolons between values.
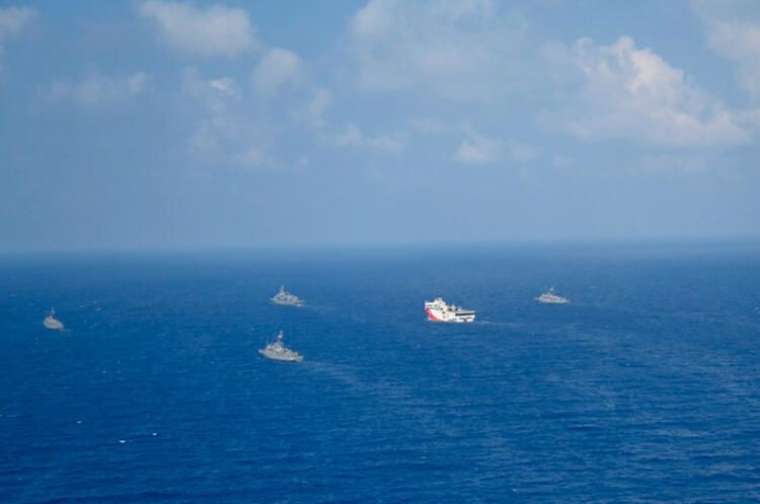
424;297;476;323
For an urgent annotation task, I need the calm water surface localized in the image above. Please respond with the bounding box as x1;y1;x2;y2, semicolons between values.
1;244;759;502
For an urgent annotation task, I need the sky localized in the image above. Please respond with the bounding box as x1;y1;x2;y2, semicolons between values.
1;0;759;252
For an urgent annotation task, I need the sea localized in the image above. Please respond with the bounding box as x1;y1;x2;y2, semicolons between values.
1;243;760;503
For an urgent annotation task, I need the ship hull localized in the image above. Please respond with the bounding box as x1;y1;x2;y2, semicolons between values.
271;299;303;307
536;296;569;304
43;318;64;330
258;349;303;362
425;307;476;323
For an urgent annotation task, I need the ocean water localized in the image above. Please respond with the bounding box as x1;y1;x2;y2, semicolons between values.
1;244;760;503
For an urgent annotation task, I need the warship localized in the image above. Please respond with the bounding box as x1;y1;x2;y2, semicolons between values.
259;331;303;362
43;308;64;331
271;286;304;307
536;287;570;304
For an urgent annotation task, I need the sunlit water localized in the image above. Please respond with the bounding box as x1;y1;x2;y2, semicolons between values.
2;244;759;502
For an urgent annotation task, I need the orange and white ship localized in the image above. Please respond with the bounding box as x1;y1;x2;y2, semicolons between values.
424;297;476;323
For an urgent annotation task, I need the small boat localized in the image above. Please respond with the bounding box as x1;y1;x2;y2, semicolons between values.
536;287;570;304
424;297;476;323
259;331;303;362
43;308;64;330
271;286;304;307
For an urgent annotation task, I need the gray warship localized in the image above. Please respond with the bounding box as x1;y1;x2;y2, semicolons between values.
43;308;64;330
259;331;303;362
271;285;304;307
536;287;570;304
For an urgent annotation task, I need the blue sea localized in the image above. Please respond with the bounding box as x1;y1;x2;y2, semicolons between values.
2;243;760;503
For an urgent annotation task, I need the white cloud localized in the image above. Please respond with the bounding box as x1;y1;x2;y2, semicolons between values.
252;47;302;96
183;69;241;157
304;89;405;155
454;131;538;165
349;0;531;102
702;18;760;99
554;36;749;148
306;88;331;129
336;123;404;153
182;68;271;167
0;6;36;76
139;1;255;57
49;72;149;106
208;77;239;98
454;132;501;165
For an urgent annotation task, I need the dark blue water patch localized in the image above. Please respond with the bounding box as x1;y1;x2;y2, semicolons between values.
1;244;760;502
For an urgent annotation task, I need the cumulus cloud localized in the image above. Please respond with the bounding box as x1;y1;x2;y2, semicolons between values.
454;132;502;164
301;88;407;157
454;131;537;165
336;123;404;153
252;47;302;96
49;72;149;106
182;68;271;167
692;1;760;100
552;36;749;148
706;21;760;98
348;1;752;150
306;88;331;129
139;1;255;57
183;69;242;157
0;6;36;75
208;77;238;98
349;0;532;102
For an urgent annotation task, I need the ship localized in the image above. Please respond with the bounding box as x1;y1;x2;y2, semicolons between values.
424;297;476;323
271;285;304;307
43;308;64;331
536;287;569;304
259;330;303;362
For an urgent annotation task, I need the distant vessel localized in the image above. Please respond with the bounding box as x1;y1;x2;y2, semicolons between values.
425;297;476;323
43;308;64;331
271;286;304;307
259;331;303;362
536;288;570;304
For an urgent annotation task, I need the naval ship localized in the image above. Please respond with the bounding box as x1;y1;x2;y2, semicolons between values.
43;308;64;331
271;286;304;307
536;287;570;304
259;331;303;362
424;297;476;323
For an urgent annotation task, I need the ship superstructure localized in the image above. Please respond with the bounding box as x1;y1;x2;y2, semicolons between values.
424;297;476;323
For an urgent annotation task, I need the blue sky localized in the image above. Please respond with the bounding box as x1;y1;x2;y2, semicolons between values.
1;0;759;251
